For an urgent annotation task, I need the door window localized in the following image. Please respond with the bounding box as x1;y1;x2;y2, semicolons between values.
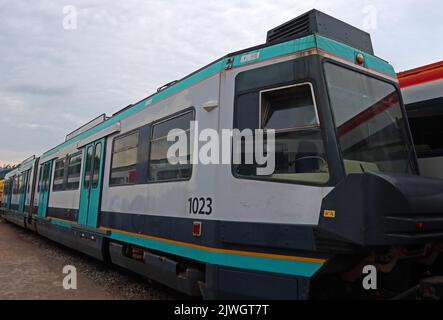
92;143;102;188
84;146;93;189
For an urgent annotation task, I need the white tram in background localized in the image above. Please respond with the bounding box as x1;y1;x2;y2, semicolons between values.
2;10;443;299
399;61;443;179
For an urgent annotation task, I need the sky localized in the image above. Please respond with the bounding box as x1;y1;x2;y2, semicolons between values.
0;0;442;166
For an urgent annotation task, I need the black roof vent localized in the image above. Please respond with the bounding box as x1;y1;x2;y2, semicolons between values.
266;9;374;55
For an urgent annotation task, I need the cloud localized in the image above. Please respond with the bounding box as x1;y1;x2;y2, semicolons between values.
7;83;76;96
0;0;442;164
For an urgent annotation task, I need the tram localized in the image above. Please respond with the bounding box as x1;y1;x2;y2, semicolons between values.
2;10;443;299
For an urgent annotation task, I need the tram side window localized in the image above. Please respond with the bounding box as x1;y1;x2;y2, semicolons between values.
110;131;139;186
53;158;66;191
234;84;329;184
148;111;194;182
66;153;82;190
408;114;443;158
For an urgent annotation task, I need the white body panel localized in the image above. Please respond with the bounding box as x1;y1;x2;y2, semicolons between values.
48;189;81;210
100;54;331;226
101;73;222;219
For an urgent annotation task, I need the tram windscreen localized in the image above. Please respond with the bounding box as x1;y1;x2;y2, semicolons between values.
324;63;415;174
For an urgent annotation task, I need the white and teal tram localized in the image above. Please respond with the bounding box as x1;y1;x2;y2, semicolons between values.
2;10;443;299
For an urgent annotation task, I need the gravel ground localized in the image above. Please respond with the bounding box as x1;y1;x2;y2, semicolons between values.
0;217;182;300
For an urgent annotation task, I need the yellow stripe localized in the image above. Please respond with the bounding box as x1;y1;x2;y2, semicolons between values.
99;226;326;264
44;216;326;264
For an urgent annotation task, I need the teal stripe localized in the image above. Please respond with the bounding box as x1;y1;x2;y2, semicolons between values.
109;229;324;277
232;35;317;67
315;35;396;77
45;218;324;277
41;34;395;159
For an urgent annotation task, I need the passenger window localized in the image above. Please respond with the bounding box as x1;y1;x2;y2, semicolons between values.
235;83;329;184
149;111;193;182
110;131;139;186
66;153;82;190
92;143;101;188
53;158;66;191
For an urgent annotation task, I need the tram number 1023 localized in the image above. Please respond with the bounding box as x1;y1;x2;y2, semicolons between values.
188;197;213;215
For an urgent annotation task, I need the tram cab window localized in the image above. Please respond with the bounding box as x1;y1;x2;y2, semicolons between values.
53;158;66;191
149;111;193;182
235;83;329;184
324;63;414;175
110;131;139;186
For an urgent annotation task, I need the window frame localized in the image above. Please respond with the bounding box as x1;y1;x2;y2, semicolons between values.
109;129;141;187
147;109;195;184
233;79;330;187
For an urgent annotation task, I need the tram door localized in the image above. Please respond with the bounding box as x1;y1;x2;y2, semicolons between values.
79;138;105;227
37;161;52;218
18;170;29;213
